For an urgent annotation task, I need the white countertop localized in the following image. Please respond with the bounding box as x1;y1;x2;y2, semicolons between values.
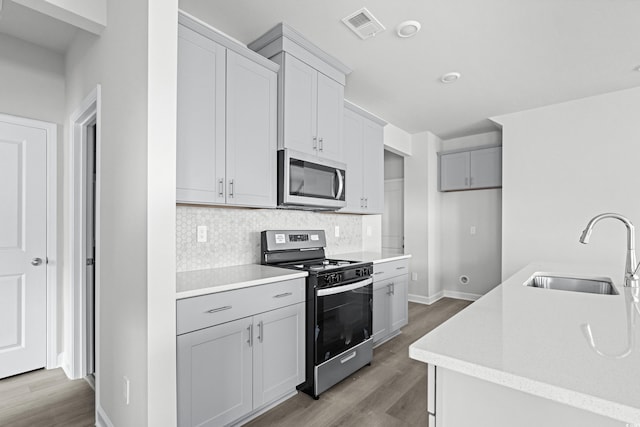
409;262;640;424
176;264;308;299
331;250;411;264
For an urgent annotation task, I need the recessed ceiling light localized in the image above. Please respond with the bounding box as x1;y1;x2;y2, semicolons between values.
440;72;461;83
396;20;421;38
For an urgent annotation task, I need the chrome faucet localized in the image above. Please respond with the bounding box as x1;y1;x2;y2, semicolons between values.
579;213;639;287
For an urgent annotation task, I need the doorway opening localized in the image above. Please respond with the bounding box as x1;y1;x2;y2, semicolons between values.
383;150;404;251
69;86;100;391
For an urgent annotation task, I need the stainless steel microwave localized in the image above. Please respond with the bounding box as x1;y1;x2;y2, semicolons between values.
278;149;346;210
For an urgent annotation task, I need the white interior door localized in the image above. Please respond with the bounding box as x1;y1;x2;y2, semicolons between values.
0;119;48;379
382;179;404;250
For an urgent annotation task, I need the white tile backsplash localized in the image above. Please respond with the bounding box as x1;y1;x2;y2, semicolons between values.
176;206;364;272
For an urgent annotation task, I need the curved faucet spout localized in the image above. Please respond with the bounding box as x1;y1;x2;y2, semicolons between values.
579;213;639;287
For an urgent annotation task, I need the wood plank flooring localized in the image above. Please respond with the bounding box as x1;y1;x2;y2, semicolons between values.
0;298;470;427
245;298;472;427
0;368;94;427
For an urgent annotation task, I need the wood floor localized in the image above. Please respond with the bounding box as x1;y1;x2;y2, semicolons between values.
0;298;470;427
245;298;472;427
0;368;94;427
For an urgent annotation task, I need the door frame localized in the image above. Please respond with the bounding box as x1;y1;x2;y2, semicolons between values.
0;112;58;371
67;86;101;380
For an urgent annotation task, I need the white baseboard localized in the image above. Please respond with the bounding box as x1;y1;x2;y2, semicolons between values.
443;290;481;301
409;290;481;305
58;352;74;379
96;406;115;427
409;292;443;305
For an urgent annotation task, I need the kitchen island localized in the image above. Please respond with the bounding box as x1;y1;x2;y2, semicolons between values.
409;262;640;427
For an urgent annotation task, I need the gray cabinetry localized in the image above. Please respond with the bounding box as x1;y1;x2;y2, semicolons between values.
372;258;409;346
249;23;352;164
341;102;386;214
177;16;278;207
438;145;502;192
177;278;305;427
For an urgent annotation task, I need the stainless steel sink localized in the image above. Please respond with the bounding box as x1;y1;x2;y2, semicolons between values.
525;274;618;295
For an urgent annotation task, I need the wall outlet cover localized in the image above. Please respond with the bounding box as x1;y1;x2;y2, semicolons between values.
334;226;340;237
411;272;418;281
197;225;208;243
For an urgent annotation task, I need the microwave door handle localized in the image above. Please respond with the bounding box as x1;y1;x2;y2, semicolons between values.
335;169;344;200
317;278;372;297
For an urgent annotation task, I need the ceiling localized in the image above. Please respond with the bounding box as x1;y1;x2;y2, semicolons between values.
0;1;78;53
180;0;640;139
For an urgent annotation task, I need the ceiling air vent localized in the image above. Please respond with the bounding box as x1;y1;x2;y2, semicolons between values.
342;7;386;40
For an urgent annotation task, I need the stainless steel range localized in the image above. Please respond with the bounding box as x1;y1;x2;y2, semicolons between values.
261;230;373;399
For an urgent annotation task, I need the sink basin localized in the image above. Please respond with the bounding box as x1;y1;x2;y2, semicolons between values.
525;274;618;295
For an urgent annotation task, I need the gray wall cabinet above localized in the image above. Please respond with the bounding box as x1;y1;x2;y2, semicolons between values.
438;145;502;192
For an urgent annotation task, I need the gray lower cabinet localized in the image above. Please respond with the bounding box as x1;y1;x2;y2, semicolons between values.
177;278;305;427
176;18;278;208
372;259;409;346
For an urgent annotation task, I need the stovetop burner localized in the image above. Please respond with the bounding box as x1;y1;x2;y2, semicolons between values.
293;259;359;271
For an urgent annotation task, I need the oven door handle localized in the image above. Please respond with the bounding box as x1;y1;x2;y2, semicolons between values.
317;278;372;297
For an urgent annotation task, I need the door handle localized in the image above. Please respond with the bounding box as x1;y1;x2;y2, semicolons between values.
247;324;253;347
218;178;224;197
229;179;234;198
258;321;263;343
31;258;43;266
319;137;324;152
312;136;318;150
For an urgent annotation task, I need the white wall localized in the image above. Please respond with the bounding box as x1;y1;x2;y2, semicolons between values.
64;0;178;425
384;123;412;156
14;0;106;33
439;131;502;297
493;87;640;282
0;32;67;358
405;131;442;302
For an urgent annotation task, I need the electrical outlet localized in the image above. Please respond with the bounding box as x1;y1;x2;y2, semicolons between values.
197;225;208;243
334;226;340;237
366;226;372;236
123;376;130;405
412;272;418;281
470;226;477;235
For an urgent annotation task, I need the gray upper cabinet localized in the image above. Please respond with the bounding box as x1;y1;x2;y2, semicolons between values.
341;102;386;214
249;23;351;164
176;15;278;207
438;145;502;192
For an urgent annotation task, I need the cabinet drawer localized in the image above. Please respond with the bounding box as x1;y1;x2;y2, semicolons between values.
372;259;409;282
177;278;305;335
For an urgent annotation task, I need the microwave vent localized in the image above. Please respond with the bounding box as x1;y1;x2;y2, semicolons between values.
342;7;385;40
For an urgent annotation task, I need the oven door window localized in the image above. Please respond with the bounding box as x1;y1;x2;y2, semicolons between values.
315;284;372;364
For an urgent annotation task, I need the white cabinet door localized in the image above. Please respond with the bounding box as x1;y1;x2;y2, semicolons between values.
439;152;469;191
253;303;305;407
226;50;277;208
362;119;384;214
176;25;226;204
372;281;390;344
316;73;344;162
282;54;318;156
390;275;408;332
469;147;501;189
342;108;364;213
177;317;253;427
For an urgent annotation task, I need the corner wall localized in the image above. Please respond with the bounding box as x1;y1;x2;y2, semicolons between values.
494;87;640;281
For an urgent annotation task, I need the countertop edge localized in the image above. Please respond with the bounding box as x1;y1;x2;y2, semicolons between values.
372;254;412;264
408;306;640;424
176;271;308;300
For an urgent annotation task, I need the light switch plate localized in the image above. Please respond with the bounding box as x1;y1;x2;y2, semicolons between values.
334;226;340;237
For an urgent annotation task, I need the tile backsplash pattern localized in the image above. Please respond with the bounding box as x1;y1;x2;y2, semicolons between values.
177;206;364;272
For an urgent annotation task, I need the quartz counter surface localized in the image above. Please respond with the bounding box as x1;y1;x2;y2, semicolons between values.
409;262;640;424
176;264;308;299
332;250;411;264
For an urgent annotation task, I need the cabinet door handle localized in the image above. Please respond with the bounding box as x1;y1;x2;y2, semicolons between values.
229;179;234;198
247;324;253;347
387;284;392;295
258;321;264;343
391;282;395;295
205;305;232;314
360;197;363;208
273;292;292;298
396;266;406;270
365;198;368;208
465;177;469;186
312;136;318;150
218;178;224;197
470;176;474;186
319;137;324;152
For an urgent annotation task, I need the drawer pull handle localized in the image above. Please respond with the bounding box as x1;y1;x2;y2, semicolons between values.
374;271;384;275
396;266;406;270
205;305;232;314
340;351;357;364
273;292;292;298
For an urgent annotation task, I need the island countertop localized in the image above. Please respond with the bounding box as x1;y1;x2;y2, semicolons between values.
176;264;308;299
409;262;640;424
